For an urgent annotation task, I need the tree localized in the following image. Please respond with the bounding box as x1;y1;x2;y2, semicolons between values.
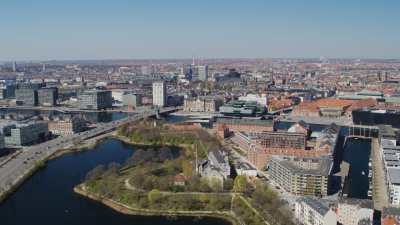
252;181;279;207
181;160;194;178
85;165;105;182
148;189;162;204
103;162;121;177
199;178;212;192
209;177;223;192
223;178;234;191
233;175;249;193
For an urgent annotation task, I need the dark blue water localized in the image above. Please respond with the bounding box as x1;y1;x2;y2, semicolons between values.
164;115;188;123
343;138;371;199
274;121;328;132
0;139;230;225
353;110;400;128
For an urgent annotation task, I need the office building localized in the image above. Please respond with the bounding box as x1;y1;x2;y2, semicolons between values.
122;92;142;108
16;87;38;106
295;197;336;225
38;87;58;106
268;156;332;197
152;81;166;107
78;90;112;110
4;121;49;146
0;84;16;99
197;65;209;81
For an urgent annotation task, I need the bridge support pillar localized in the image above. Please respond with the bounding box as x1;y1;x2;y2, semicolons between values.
155;109;161;120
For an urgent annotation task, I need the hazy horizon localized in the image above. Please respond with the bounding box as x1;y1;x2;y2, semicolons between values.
1;0;399;61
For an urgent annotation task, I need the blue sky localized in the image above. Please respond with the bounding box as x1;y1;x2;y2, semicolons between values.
1;0;399;60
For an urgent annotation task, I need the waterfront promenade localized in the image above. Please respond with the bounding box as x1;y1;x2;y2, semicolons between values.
371;138;390;210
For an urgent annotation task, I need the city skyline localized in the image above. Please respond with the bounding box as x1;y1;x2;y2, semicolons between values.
1;0;400;60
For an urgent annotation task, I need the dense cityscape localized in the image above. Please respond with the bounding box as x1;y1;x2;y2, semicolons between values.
2;1;400;225
0;58;399;225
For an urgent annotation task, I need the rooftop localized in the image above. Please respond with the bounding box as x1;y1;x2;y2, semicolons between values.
388;168;400;185
379;125;396;138
216;117;273;126
297;197;331;216
338;198;373;209
382;207;400;218
270;155;333;176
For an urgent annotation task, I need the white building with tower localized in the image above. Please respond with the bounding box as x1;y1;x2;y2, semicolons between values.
152;81;166;107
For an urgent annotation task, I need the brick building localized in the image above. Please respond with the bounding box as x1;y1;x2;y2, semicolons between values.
381;207;400;225
184;96;223;113
215;117;273;138
291;98;376;119
248;123;339;170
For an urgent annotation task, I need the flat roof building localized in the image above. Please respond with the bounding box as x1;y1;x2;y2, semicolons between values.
16;87;38;106
122;92;142;108
78;90;112;110
4;121;49;146
268;155;333;197
337;198;373;225
295;197;337;225
38;87;58;106
152;81;166;107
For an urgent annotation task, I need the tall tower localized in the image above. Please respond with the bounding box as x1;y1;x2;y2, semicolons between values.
152;81;166;107
197;65;209;81
12;61;17;72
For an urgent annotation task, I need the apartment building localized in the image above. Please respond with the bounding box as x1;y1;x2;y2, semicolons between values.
215;117;274;138
184;96;223;112
48;116;86;136
295;197;336;225
337;198;373;225
268;156;332;197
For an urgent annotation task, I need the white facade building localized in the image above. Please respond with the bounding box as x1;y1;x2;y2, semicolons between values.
337;198;373;225
238;93;268;107
152;81;166;107
380;136;400;206
387;168;400;205
295;197;336;225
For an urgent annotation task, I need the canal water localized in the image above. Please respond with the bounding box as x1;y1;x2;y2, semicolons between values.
0;139;230;225
342;138;372;199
